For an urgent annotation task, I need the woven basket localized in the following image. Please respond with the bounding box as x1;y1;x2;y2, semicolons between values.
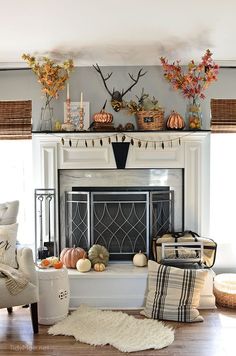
136;110;164;131
213;274;236;308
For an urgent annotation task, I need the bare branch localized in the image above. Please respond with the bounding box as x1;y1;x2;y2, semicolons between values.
121;68;147;97
93;63;113;97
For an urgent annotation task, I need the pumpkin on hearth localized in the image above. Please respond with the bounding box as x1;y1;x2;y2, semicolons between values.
133;251;147;267
60;245;85;268
166;110;185;130
88;244;109;266
94;262;106;272
76;254;92;272
93;100;113;124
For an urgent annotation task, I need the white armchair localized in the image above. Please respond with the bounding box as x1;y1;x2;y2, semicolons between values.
0;247;39;333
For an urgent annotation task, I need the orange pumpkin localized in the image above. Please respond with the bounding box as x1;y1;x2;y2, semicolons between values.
166;111;185;130
54;261;63;269
60;245;85;268
93;100;113;124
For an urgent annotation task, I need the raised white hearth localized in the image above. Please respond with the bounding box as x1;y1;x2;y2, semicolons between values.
33;131;214;309
68;264;216;310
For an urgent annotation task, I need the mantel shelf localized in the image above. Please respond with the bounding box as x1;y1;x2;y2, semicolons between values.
32;129;211;135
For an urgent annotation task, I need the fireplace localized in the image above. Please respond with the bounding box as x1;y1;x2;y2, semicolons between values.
59;169;183;260
32;131;210;259
32;132;215;309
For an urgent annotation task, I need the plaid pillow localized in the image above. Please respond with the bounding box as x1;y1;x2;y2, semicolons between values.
141;260;207;322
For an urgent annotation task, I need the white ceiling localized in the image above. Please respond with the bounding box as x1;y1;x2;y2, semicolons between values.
1;0;236;68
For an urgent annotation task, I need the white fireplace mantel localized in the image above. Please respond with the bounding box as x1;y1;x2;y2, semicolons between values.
32;131;214;309
32;131;210;238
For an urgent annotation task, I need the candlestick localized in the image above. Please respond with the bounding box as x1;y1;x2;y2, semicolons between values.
61;96;75;131
66;98;71;123
80;92;83;109
67;83;70;100
75;107;84;131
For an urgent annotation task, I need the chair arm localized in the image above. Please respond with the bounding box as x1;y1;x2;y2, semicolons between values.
17;247;38;286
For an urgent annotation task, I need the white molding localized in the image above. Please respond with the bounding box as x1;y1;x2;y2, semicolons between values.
184;143;201;232
41;143;58;189
126;145;184;168
183;134;210;235
39;142;59;249
60;146;115;169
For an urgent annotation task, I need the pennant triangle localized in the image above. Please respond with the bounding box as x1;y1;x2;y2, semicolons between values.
112;142;130;169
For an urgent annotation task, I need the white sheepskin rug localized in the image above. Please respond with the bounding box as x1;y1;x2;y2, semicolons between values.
48;304;174;353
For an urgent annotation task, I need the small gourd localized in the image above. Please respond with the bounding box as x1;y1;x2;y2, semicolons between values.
94;262;106;272
88;244;109;266
93;100;113;124
166;110;185;130
133;251;147;267
76;254;91;273
60;245;85;269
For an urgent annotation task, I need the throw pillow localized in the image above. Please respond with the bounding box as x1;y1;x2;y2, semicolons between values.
0;200;19;225
0;223;18;268
141;260;207;322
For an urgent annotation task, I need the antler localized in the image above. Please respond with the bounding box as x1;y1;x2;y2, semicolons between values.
93;64;148;112
93;63;113;97
121;68;147;97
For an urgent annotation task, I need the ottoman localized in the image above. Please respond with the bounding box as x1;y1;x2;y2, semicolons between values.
214;273;236;308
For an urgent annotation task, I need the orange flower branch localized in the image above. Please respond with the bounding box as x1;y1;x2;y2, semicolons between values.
160;49;219;103
22;54;74;102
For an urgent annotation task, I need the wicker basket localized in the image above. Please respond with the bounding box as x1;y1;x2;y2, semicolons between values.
213;273;236;308
136;110;164;131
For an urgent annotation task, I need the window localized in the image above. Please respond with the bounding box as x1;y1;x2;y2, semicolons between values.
210;133;236;270
0;140;33;246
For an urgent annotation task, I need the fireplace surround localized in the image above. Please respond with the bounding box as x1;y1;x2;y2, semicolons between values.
33;131;210;245
32;131;214;309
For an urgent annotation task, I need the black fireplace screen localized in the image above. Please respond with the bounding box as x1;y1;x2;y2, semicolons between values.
65;188;174;261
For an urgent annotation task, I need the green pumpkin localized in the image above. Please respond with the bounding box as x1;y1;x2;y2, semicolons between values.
88;244;109;266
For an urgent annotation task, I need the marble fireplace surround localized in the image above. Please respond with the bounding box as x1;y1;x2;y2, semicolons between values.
32;131;214;309
59;168;184;257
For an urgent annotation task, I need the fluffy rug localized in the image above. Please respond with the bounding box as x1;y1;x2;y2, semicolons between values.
48;304;174;353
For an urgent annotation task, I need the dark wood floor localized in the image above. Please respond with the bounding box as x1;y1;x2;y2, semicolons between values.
0;306;236;356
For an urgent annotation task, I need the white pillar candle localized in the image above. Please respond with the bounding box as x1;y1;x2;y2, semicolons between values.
67;83;70;100
80;92;83;108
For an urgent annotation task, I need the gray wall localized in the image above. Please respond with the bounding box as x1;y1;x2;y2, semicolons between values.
0;66;235;130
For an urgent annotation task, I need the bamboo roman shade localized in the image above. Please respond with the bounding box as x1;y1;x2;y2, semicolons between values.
0;100;32;139
211;99;236;133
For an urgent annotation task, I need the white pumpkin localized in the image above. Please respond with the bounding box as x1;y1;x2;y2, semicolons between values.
94;262;106;272
76;255;91;273
133;251;147;267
